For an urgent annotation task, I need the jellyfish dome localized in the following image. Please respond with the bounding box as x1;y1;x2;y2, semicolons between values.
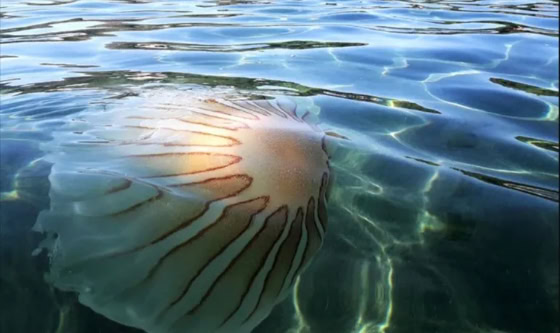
34;89;330;333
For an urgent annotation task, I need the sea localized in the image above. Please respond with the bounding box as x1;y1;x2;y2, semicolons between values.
0;1;558;332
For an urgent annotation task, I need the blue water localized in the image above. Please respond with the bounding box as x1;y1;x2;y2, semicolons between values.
0;0;558;332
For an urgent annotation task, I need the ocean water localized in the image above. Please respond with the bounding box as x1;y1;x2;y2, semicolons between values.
0;0;558;333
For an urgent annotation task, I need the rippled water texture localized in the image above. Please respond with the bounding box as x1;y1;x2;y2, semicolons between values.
0;0;558;333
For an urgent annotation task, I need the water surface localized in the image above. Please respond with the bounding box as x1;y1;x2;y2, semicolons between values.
0;0;558;332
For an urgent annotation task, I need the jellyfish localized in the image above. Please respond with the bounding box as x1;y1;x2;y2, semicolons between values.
33;89;330;333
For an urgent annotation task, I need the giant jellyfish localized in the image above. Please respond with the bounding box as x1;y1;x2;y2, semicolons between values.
34;89;331;333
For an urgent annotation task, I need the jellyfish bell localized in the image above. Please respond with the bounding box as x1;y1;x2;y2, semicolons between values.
34;89;331;333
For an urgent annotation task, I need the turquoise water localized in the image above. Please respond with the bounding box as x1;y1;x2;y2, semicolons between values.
0;0;558;332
